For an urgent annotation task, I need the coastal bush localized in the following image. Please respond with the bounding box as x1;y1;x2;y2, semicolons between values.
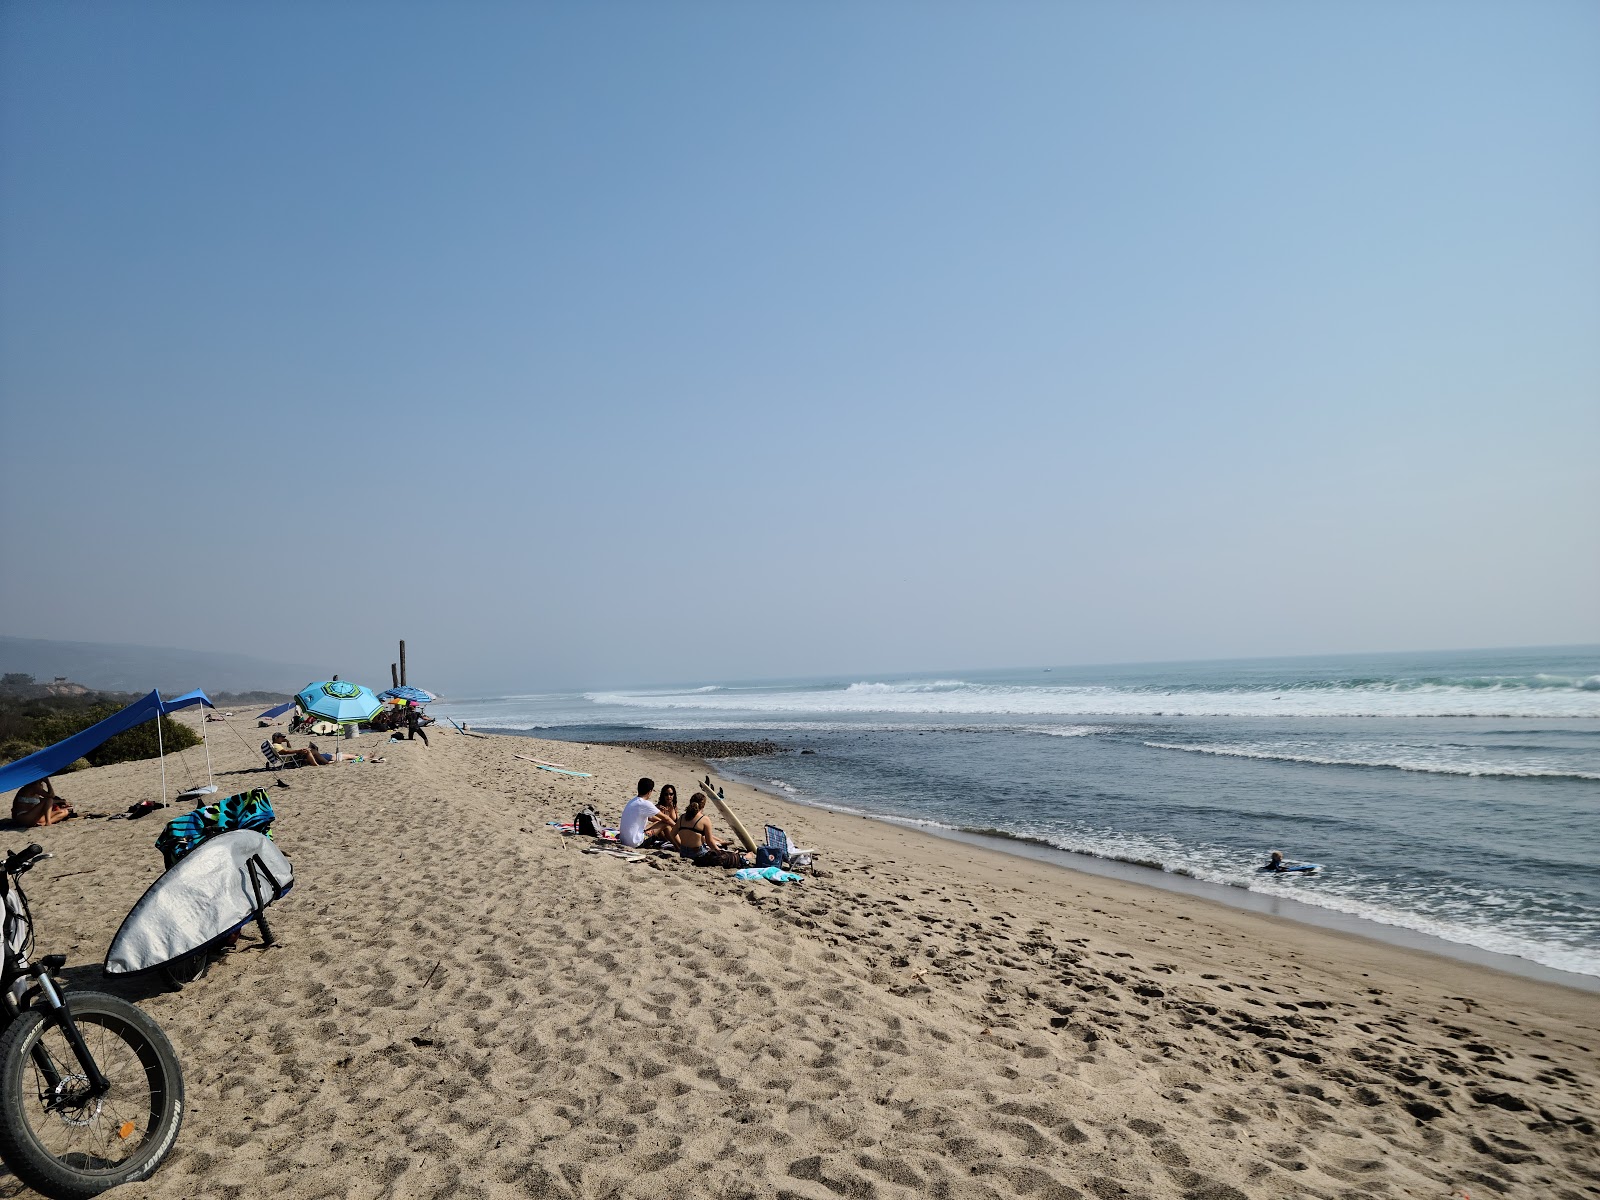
0;740;40;766
19;704;200;767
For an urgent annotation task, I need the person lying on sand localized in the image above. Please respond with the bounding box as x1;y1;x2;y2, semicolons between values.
12;777;75;827
307;742;362;765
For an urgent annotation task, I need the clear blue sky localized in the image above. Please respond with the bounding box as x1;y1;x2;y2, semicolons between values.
2;1;1596;693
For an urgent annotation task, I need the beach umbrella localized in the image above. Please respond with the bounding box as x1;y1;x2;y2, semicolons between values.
294;681;383;726
377;686;436;704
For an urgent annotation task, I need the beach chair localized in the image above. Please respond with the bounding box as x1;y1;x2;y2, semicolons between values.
260;740;301;772
764;825;816;869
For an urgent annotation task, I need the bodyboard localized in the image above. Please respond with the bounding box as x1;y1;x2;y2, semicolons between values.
104;830;294;975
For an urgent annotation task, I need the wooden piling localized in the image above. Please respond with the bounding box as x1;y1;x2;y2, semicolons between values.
399;640;407;686
391;663;399;689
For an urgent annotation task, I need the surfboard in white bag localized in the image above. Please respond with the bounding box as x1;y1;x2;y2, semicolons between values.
104;830;294;976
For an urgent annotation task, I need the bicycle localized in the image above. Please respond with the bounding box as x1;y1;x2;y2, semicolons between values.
0;843;185;1198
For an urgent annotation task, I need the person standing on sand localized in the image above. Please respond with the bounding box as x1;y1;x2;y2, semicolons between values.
406;704;429;746
618;778;659;848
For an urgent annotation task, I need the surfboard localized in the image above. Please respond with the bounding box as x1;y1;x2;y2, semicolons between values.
1261;862;1321;874
513;754;592;776
104;831;294;975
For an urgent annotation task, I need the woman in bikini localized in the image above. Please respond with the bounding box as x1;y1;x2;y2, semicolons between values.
674;793;750;866
11;777;74;827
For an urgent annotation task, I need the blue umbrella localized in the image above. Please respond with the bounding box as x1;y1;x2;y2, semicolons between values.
295;681;383;726
377;686;436;704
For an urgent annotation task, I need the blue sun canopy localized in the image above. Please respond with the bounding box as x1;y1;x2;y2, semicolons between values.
0;689;215;795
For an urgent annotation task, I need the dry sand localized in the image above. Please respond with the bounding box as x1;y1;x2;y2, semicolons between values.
2;713;1595;1199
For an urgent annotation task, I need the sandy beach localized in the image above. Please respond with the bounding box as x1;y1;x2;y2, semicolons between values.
3;712;1595;1200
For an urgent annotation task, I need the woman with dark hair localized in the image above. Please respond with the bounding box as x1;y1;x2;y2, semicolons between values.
643;784;678;844
12;777;74;827
674;793;750;866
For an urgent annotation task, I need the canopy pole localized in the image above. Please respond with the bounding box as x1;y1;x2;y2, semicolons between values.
155;689;167;808
199;706;215;788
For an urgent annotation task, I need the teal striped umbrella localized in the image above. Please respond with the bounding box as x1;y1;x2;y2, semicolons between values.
294;681;383;726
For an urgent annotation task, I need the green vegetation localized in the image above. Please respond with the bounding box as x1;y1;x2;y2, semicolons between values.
0;693;199;769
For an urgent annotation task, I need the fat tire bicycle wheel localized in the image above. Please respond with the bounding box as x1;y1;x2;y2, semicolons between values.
160;947;211;989
0;992;184;1199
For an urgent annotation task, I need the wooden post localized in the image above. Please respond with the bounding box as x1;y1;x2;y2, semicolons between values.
399;640;407;686
391;663;399;689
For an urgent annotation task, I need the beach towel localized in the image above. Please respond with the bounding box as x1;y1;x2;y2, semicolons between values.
157;788;276;869
733;866;804;884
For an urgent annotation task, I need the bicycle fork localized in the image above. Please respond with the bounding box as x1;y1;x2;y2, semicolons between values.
26;971;110;1102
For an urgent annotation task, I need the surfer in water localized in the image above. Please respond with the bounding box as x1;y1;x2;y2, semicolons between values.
1264;851;1288;873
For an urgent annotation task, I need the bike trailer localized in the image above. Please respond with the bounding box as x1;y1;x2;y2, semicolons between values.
104;830;294;976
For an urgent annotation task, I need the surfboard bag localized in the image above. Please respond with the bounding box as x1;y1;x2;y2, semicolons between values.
104;830;294;975
157;788;276;869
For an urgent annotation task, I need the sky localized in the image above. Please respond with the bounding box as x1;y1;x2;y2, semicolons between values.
1;1;1596;695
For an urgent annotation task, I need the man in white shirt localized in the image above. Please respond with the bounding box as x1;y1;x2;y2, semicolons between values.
618;778;659;848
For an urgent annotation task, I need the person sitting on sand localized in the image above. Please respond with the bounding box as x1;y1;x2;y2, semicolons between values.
642;783;679;845
674;792;750;865
618;778;659;848
12;777;75;827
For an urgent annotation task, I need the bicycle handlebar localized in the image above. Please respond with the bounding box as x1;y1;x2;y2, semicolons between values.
4;845;50;875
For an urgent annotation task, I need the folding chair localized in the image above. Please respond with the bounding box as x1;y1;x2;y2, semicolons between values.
764;824;816;869
261;740;301;772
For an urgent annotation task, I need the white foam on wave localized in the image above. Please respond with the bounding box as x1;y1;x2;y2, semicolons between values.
934;820;1600;977
1144;741;1600;781
581;678;1600;720
1018;725;1114;738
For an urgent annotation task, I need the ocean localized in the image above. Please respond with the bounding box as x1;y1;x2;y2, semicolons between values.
435;646;1600;982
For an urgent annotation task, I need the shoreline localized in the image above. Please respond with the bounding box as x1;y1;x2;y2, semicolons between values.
14;714;1595;1199
715;764;1600;996
496;728;1600;996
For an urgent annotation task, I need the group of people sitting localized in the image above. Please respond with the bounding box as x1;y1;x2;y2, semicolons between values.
617;777;751;867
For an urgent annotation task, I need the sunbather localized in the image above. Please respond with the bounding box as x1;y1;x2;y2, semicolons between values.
643;783;679;843
307;741;361;765
675;792;751;866
12;777;75;827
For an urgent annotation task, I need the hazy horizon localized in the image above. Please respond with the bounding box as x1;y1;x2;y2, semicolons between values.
3;4;1596;693
3;632;1596;699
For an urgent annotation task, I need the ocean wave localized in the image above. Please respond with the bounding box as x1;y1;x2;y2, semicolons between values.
1143;741;1600;781
576;680;1600;719
842;679;970;694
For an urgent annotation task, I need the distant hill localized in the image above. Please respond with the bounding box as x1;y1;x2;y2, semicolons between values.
0;636;324;695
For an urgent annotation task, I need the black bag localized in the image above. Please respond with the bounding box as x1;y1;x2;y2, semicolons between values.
574;806;603;838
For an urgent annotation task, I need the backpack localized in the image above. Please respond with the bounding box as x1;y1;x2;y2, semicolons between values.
573;805;603;838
